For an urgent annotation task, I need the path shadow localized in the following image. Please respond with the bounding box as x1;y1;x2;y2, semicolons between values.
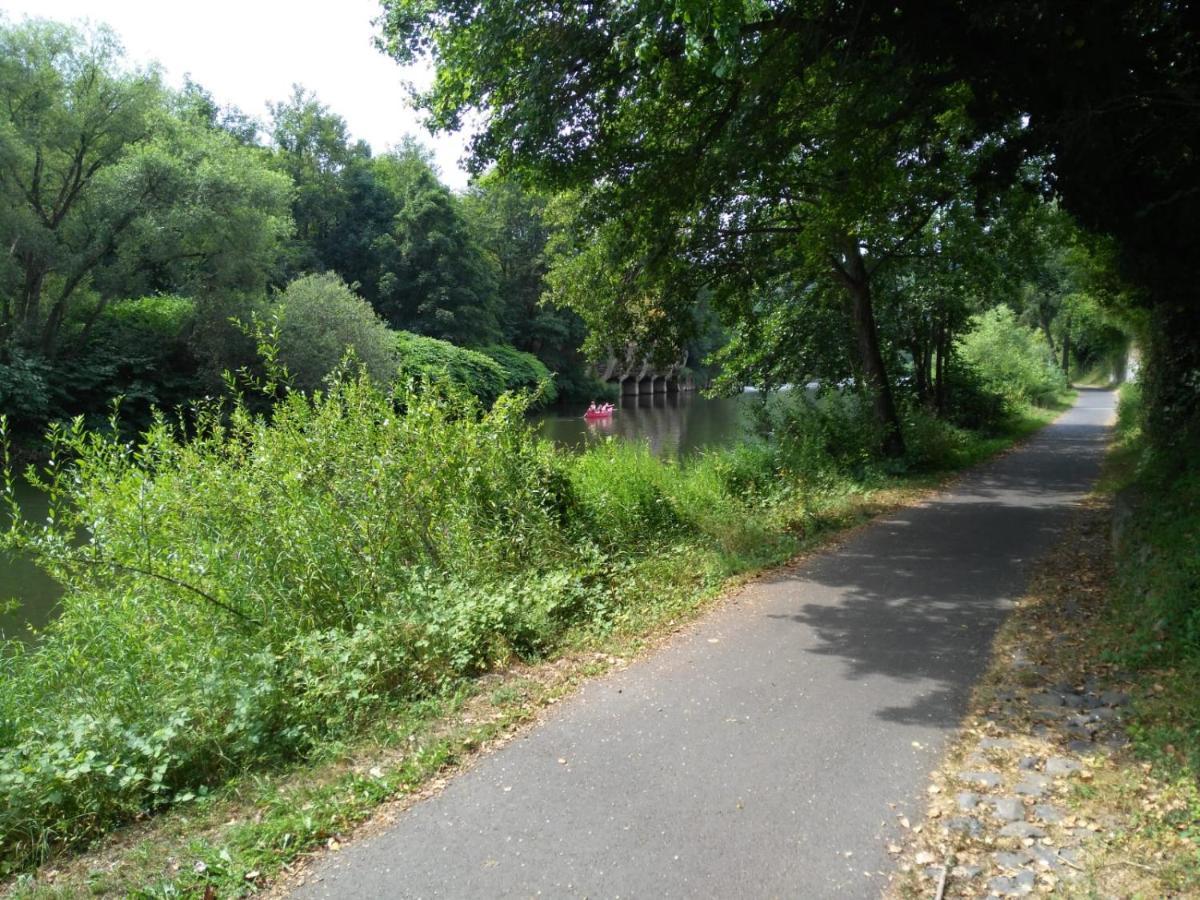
763;402;1113;728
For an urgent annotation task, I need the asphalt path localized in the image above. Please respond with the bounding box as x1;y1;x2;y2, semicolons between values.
292;389;1116;899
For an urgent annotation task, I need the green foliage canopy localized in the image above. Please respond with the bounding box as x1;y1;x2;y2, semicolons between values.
378;0;1019;454
0;18;291;356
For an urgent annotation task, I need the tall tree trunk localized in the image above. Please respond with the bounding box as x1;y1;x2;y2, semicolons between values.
1039;303;1057;354
1061;315;1071;378
832;239;905;458
934;317;949;416
912;339;928;405
18;259;45;336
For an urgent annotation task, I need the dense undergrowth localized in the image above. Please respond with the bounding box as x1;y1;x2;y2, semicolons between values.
0;359;1066;880
1105;384;1200;778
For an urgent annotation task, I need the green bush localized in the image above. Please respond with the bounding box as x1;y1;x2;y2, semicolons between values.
567;440;684;545
1116;381;1144;441
393;332;508;405
898;402;975;471
1;296;205;437
0;349;52;430
749;390;882;480
1108;383;1200;773
273;274;401;392
481;344;559;407
938;359;1009;430
0;377;587;870
1111;384;1200;659
83;295;202;426
957;306;1068;407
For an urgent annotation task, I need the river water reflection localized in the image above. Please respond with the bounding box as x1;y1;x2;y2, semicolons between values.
1;482;61;641
533;390;755;458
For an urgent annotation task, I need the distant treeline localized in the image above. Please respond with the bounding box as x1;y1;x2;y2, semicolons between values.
0;18;609;439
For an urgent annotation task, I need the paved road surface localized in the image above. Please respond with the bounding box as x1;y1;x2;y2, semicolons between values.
293;389;1116;899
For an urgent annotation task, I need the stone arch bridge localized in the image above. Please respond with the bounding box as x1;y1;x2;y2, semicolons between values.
594;347;697;396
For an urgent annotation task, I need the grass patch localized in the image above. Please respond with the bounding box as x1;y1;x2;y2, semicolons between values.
0;376;1071;897
1074;382;1200;895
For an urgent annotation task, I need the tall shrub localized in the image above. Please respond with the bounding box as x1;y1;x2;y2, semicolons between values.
0;377;581;870
393;332;507;405
481;344;558;406
957;306;1068;407
274;274;401;392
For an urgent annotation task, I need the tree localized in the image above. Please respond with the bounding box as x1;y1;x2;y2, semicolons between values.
273;272;401;392
379;3;1001;454
268;86;365;277
0;19;161;352
809;1;1199;443
370;144;500;345
176;76;259;145
462;173;598;400
0;18;291;360
462;173;551;346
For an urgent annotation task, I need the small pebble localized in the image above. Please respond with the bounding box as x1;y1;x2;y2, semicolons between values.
1046;757;1082;776
1015;868;1037;890
945;816;984;838
999;821;1046;839
1033;804;1063;824
959;770;1003;789
992;797;1025;822
1014;775;1049;797
996;850;1034;868
1030;692;1064;709
956;791;980;812
979;737;1016;750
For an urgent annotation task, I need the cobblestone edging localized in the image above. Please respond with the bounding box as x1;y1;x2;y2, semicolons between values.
890;501;1129;898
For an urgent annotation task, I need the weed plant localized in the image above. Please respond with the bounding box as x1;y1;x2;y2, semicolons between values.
1107;384;1200;774
0;361;1053;875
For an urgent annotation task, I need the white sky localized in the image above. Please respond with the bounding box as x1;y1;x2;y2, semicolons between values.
1;0;474;190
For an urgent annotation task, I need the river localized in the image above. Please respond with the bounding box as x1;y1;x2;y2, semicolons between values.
534;390;756;458
1;481;61;641
0;391;756;639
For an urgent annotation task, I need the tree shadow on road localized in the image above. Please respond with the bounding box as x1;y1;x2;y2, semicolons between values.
762;407;1112;729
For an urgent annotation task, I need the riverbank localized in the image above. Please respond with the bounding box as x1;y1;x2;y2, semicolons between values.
1;390;748;642
0;384;1071;897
